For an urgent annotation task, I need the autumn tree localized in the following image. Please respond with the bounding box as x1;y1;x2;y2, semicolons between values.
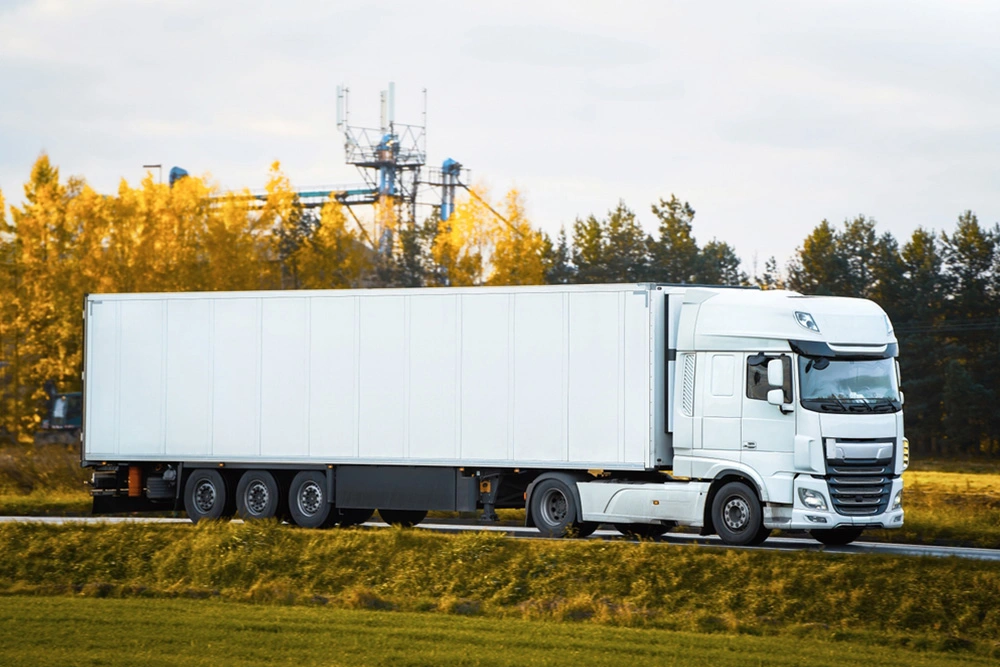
429;186;493;286
297;199;370;289
0;185;13;440
487;190;549;286
259;161;306;289
4;155;83;439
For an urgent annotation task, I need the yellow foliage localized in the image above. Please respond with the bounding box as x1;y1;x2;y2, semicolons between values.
0;155;550;442
431;186;495;286
487;189;548;286
297;199;369;289
0;156;307;441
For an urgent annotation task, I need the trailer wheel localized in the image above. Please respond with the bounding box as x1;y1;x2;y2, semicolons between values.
711;481;767;546
288;471;333;529
235;470;280;520
183;469;228;524
530;478;595;538
378;509;428;527
615;522;674;539
337;508;375;527
810;527;864;546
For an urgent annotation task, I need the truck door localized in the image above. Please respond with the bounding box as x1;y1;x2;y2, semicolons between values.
741;354;795;502
700;353;743;458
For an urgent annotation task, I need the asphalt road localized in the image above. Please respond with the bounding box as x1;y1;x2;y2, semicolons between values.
3;515;999;562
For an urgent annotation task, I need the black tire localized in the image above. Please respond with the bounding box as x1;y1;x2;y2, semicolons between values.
183;469;228;524
235;470;280;520
615;522;674;539
530;478;590;538
810;527;864;546
378;509;428;527
287;471;333;528
748;526;772;546
711;481;767;546
337;508;375;527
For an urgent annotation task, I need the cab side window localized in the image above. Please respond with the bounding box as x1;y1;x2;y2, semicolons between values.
746;354;792;403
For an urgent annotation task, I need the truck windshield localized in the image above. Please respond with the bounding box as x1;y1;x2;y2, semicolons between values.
798;357;901;413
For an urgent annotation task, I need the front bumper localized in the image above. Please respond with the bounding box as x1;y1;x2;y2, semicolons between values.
777;476;904;530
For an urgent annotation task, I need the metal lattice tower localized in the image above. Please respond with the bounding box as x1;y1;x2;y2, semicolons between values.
337;82;428;223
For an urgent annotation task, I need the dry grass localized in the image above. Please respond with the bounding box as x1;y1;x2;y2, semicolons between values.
0;444;89;495
1;520;999;658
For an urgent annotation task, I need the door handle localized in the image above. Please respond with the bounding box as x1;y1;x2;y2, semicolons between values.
743;441;757;449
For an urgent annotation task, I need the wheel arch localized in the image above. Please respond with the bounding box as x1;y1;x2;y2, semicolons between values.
524;471;593;528
701;469;766;536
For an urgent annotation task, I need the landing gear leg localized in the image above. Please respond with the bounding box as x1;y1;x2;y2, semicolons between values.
478;471;502;523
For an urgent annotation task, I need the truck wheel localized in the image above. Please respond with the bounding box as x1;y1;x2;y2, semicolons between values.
530;478;594;538
235;470;280;520
378;509;428;527
711;481;766;546
810;527;864;546
337;508;375;527
288;471;333;529
748;526;772;546
184;469;228;524
615;522;674;539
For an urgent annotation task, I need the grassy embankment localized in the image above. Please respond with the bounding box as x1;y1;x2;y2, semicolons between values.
1;596;996;667
1;445;998;547
1;521;999;659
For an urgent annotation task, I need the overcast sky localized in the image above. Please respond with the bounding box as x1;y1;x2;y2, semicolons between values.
1;0;997;274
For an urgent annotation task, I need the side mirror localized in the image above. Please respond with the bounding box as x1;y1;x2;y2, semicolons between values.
767;389;784;406
899;391;905;406
767;359;783;387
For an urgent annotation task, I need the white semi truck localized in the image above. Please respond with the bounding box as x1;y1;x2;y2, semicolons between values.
83;283;907;546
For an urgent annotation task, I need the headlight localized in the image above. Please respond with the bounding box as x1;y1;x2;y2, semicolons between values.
892;491;902;511
901;438;909;471
798;488;828;511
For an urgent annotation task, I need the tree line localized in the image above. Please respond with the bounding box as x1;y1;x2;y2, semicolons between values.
1;155;997;457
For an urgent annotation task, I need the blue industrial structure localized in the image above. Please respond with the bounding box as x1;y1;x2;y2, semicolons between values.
168;166;188;187
332;82;464;223
169;83;465;225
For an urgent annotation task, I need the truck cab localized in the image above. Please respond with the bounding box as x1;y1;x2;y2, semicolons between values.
670;288;905;543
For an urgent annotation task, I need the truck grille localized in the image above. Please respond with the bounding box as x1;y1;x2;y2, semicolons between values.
826;458;894;516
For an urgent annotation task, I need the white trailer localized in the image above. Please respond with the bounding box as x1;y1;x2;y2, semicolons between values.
84;283;907;545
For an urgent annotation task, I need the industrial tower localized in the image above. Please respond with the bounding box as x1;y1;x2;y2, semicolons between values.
335;82;463;224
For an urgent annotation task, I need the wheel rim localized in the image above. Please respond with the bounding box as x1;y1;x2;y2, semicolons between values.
722;495;750;532
194;480;217;513
539;487;569;526
245;480;270;515
297;481;323;517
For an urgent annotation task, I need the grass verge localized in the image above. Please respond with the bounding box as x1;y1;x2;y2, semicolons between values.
1;521;998;658
1;596;996;667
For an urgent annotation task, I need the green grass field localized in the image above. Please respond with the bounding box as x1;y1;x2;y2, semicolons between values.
0;596;995;667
